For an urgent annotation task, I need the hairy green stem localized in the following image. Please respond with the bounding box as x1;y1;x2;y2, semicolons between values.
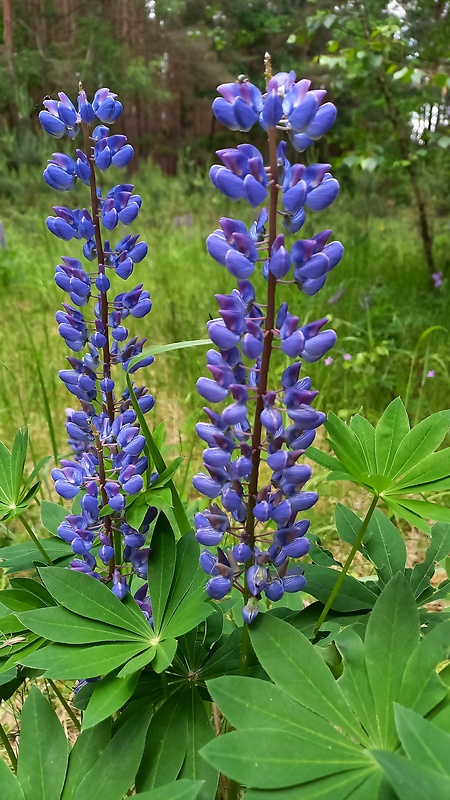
48;679;81;731
0;720;17;772
19;515;53;565
314;494;379;635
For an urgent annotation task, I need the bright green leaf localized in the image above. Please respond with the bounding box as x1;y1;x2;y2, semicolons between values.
375;398;410;476
17;687;69;800
249;614;367;744
365;575;419;748
82;672;141;730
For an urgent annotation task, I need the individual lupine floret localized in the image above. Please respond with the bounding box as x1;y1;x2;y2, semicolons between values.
292;231;344;295
207;217;259;279
210;145;267;206
54;257;91;306
46;207;95;240
39;92;79;138
101;184;142;229
102;234;148;279
93;88;123;123
212;80;263;131
94;134;134;170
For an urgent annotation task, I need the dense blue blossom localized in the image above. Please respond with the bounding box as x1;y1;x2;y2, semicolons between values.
194;66;343;622
40;85;157;608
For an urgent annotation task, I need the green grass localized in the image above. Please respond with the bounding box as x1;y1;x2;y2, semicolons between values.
0;159;449;505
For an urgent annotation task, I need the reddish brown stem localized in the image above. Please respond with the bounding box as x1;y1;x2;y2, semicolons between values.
245;124;279;558
81;114;116;569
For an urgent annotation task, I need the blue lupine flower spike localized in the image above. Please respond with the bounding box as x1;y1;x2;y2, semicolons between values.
194;53;344;623
40;82;157;618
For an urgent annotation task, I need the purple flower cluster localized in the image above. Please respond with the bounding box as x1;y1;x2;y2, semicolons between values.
194;66;343;623
40;86;155;601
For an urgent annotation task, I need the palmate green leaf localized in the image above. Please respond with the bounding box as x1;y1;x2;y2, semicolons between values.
162;589;213;640
383;497;431;534
82;672;141;730
374;397;410;476
324;413;369;477
0;635;45;674
0;440;13;500
390;449;450;492
335;504;406;586
61;719;111;800
243;769;376;800
18;606;147;645
9;578;55;606
40;500;68;536
364;509;406;582
0;758;25;800
302;564;378;611
10;431;27;497
350;415;377;473
304;446;350;475
249;613;367;744
208;676;367;754
148;512;176;633
388;497;450;525
201;727;368;789
335;628;379;743
388;409;450;479
136;689;188;792
0;588;50;613
38;567;150;637
153;638;177;673
410;522;450;598
135;781;203;800
117;646;156;677
10;429;29;500
17;687;69;800
178;686;218;800
0;539;71;574
394;704;450;776
373;751;450;800
73;702;152;800
22;455;51;496
398;621;450;716
364;574;419;749
163;532;203;624
19;641;146;679
198;627;242;680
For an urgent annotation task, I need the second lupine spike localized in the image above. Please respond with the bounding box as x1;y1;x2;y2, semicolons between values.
194;58;343;623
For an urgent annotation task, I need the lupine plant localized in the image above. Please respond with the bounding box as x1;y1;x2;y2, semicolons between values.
1;57;450;800
193;55;343;629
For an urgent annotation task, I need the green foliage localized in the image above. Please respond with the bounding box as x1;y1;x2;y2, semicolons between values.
0;429;46;521
202;577;450;797
3;520;211;679
308;398;450;532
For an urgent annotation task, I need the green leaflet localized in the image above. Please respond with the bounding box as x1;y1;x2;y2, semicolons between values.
17;687;69;800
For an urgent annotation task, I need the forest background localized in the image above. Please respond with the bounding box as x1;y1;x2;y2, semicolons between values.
1;0;450;537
